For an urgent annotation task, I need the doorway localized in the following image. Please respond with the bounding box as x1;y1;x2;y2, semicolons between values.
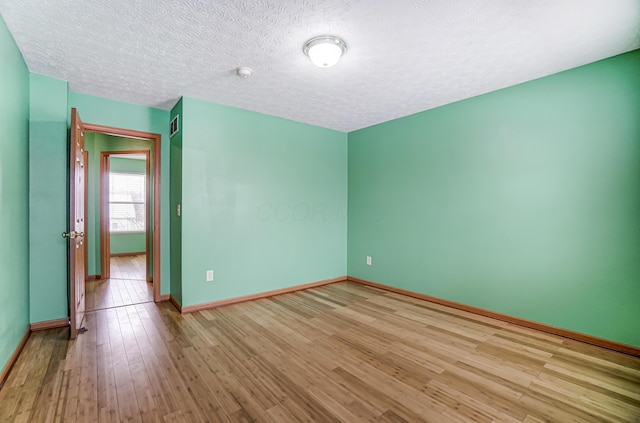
86;149;154;311
100;150;151;282
81;123;161;308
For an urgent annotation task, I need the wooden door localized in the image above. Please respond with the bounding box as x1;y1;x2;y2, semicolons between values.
67;108;87;339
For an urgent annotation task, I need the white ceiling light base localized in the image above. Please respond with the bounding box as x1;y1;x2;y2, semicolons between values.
303;36;347;68
236;66;253;78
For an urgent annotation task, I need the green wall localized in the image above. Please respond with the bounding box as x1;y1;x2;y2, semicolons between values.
348;50;640;348
68;93;170;295
169;99;183;303
28;74;69;323
84;132;98;276
109;157;147;256
84;135;152;274
178;98;347;307
110;233;146;255
0;16;30;376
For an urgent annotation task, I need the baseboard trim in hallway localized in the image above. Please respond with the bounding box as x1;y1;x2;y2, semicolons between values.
110;252;146;257
348;276;640;357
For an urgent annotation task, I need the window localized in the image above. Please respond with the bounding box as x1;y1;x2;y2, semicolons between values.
109;172;146;232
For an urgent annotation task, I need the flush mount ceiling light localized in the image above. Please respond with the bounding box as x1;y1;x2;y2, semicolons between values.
303;36;347;68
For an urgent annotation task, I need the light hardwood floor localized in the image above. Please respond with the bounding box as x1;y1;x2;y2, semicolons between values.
109;254;147;281
1;282;638;422
86;255;153;312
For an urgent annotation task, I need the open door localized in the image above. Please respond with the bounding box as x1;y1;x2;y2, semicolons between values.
64;108;87;339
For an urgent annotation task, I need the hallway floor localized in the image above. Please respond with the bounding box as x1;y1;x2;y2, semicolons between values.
85;254;153;312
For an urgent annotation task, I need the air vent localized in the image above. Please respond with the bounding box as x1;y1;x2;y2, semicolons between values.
170;115;179;138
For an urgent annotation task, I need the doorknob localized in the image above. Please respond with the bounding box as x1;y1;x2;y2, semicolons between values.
62;231;84;239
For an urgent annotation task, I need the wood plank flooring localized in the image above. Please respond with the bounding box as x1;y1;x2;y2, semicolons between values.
109;255;147;281
86;255;152;312
1;282;638;422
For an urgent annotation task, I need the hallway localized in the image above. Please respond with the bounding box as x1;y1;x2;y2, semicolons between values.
85;255;153;311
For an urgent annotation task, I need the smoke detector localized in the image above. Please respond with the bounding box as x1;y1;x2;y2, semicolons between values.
236;67;253;79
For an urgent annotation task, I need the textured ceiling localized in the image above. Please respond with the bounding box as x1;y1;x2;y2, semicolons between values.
1;0;639;132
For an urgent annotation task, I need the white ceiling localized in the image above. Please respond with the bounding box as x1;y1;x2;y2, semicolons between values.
1;0;639;132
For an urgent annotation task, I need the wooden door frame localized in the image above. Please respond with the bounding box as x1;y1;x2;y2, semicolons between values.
100;150;151;281
85;123;162;302
83;150;89;282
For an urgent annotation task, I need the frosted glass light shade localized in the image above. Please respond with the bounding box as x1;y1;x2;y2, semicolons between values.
303;36;347;68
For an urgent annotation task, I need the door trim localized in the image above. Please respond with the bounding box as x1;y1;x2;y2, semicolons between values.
84;123;162;303
83;150;89;282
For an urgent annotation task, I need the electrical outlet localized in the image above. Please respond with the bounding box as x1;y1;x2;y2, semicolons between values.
206;270;214;282
366;256;372;266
